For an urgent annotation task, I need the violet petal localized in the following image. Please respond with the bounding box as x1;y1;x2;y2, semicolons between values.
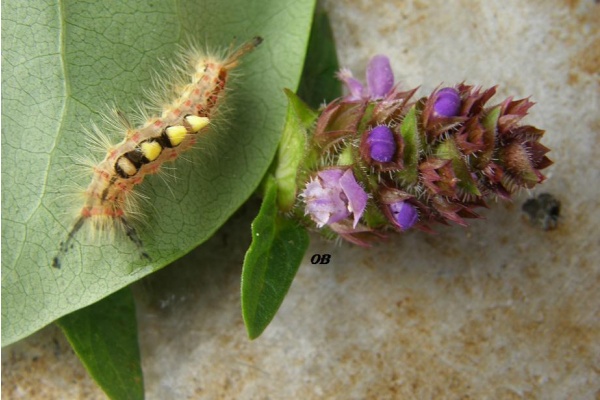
366;55;394;99
339;169;368;228
302;177;349;227
337;68;365;100
317;169;344;184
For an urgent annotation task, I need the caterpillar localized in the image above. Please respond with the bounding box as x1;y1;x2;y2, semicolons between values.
52;36;263;268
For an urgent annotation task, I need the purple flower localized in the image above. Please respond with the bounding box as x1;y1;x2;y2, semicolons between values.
367;55;394;99
389;201;418;230
367;125;396;162
433;87;461;117
302;169;368;228
336;69;364;100
337;55;395;100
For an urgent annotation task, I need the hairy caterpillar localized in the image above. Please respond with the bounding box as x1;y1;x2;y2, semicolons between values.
52;36;263;268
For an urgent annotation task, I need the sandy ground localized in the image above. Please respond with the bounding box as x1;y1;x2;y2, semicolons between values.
3;0;599;399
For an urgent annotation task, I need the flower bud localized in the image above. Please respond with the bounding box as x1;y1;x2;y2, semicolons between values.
367;126;396;162
389;201;418;230
434;87;461;117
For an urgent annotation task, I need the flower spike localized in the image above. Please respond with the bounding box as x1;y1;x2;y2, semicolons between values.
289;55;552;244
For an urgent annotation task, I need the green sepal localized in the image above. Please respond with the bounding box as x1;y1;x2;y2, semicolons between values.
395;105;420;184
241;175;310;339
478;105;501;168
435;137;481;196
57;288;143;400
275;90;318;211
363;202;388;229
337;144;354;166
357;102;376;135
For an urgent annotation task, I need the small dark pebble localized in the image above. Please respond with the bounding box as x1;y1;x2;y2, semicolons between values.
522;193;561;231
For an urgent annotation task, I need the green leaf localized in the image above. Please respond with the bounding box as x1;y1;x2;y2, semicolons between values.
2;0;316;346
241;175;309;339
275;89;317;211
57;288;143;400
297;9;341;108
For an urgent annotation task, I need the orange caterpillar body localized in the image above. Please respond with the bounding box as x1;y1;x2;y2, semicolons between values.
53;37;263;268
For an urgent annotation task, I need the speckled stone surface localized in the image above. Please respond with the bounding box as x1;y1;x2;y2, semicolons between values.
2;0;599;399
